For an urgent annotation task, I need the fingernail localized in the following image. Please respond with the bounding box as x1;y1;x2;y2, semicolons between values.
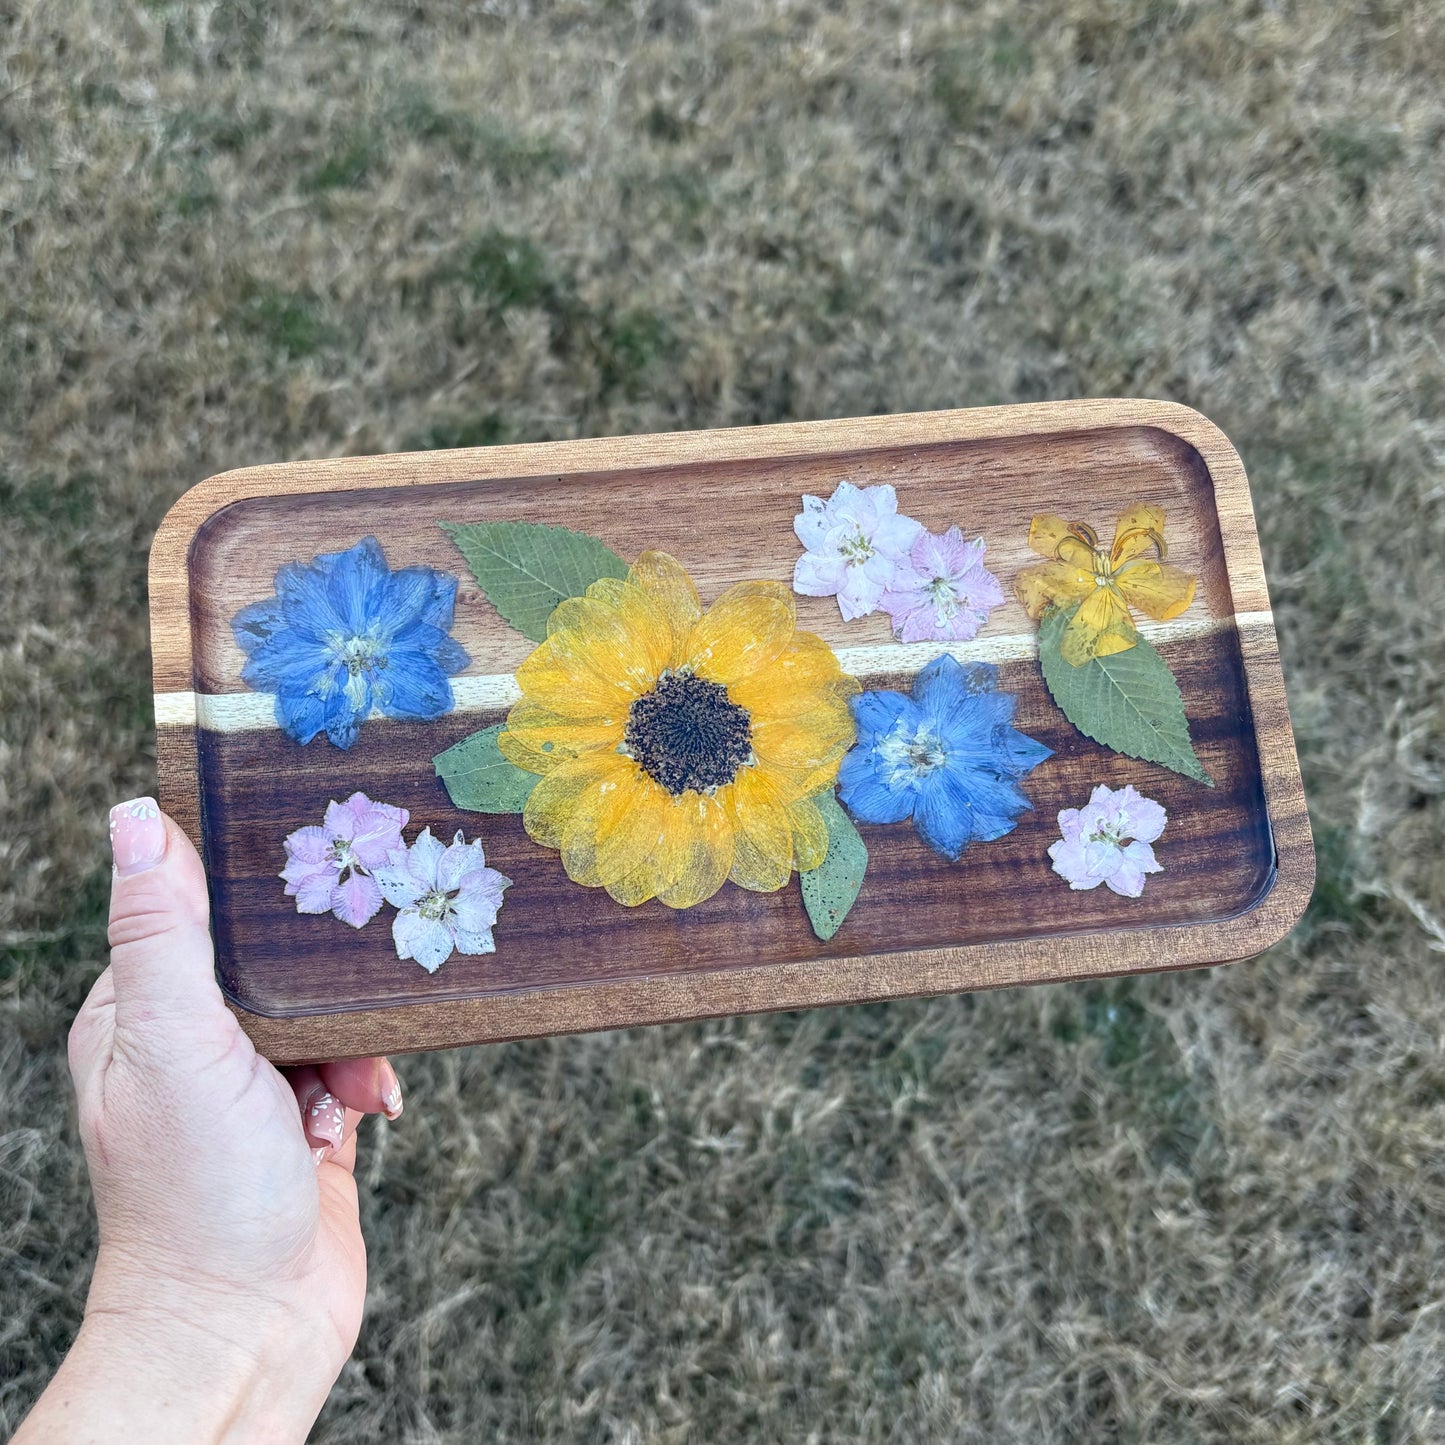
312;1147;329;1167
379;1060;404;1121
305;1091;346;1151
110;798;166;877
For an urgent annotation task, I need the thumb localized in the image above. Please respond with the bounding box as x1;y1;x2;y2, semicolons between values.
107;798;223;1038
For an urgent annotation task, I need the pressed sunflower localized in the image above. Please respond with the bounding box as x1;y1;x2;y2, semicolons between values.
1014;503;1196;666
499;552;859;909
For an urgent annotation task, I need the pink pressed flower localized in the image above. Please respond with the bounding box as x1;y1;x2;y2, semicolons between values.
280;792;409;928
793;481;925;621
879;527;1005;643
374;827;512;972
1048;784;1166;897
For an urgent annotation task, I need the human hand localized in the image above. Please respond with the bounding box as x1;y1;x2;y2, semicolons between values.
18;798;402;1443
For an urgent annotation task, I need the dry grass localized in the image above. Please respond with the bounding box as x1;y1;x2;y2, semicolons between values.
3;0;1444;1439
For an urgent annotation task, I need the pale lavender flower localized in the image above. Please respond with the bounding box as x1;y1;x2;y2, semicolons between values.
879;527;1005;643
280;792;409;928
1048;784;1167;897
793;481;925;620
374;827;511;973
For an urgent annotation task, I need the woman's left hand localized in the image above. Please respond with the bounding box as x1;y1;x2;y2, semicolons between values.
18;797;402;1443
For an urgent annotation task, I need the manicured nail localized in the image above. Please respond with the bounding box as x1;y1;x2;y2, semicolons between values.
312;1147;329;1167
305;1091;346;1151
109;798;166;877
379;1060;403;1120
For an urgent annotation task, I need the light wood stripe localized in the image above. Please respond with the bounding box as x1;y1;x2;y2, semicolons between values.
152;610;1274;734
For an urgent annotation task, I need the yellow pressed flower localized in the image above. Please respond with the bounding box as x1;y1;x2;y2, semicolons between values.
1014;503;1196;667
499;552;859;909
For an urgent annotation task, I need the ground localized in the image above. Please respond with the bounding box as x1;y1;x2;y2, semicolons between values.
2;1;1443;1440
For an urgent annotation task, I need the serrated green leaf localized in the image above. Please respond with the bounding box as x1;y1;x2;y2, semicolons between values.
433;723;538;812
1038;604;1212;785
439;520;628;641
801;791;868;941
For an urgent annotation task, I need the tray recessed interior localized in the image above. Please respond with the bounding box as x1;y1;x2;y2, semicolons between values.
186;424;1274;1019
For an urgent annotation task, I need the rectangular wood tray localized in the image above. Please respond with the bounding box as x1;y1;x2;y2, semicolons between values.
150;400;1313;1064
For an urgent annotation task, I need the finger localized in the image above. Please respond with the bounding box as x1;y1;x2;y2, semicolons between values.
294;1087;363;1174
286;1065;349;1156
318;1118;361;1177
106;801;221;1038
67;965;117;1108
318;1057;404;1121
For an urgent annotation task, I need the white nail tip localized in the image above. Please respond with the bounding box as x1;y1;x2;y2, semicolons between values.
113;798;160;822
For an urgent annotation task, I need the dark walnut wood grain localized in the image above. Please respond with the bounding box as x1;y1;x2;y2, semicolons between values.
150;401;1313;1063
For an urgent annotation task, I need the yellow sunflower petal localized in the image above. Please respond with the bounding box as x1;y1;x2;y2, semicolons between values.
750;702;856;802
587;773;673;891
514;634;638;719
545;587;671;697
1060;583;1139;665
521;750;627;853
787;795;830;873
1015;558;1095;619
1110;503;1167;566
500;701;622;775
727;631;858;720
722;767;794;892
1116;561;1197;621
589;786;728;908
798;760;853;798
603;860;660;908
552;754;654;892
628;551;702;658
654;792;734;909
686;580;796;686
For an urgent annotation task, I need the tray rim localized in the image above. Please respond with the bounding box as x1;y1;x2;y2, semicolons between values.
150;398;1315;1063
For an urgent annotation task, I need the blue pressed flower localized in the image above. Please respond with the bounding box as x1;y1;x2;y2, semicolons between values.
232;536;470;749
837;655;1051;861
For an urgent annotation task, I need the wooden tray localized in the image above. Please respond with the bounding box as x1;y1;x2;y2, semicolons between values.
150;400;1313;1064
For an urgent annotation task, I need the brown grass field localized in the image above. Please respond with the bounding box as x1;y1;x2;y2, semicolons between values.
3;1;1443;1439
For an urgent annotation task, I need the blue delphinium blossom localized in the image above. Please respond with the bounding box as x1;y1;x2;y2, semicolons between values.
838;655;1052;860
232;536;470;749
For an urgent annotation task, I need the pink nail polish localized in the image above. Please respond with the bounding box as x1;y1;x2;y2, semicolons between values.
312;1147;329;1167
379;1060;404;1121
305;1091;346;1150
109;798;166;877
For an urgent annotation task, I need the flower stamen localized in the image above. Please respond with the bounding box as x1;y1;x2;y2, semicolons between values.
877;722;948;786
926;574;960;623
417;888;452;921
837;528;876;564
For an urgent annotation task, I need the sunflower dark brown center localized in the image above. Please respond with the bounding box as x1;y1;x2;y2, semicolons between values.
624;669;753;796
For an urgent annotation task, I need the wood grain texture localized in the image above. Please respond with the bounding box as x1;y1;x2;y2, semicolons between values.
149;400;1314;1063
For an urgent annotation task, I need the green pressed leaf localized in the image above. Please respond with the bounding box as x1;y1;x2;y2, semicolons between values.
433;723;538;813
1038;604;1213;785
801;791;869;941
439;520;628;641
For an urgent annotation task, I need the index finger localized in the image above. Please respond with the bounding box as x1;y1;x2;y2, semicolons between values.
311;1056;404;1120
